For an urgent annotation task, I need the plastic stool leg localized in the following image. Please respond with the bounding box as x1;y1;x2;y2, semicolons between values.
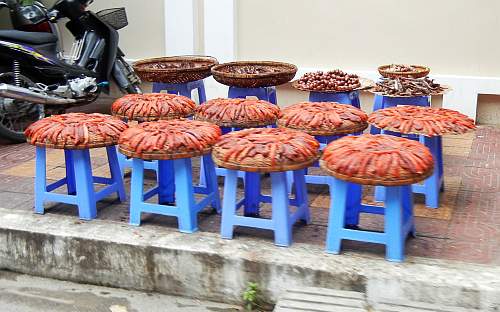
129;158;144;226
370;95;384;134
402;184;416;237
293;170;310;224
34;147;46;214
64;150;76;195
326;178;348;254
244;172;261;216
375;185;386;202
174;158;197;233
437;136;445;192
350;91;361;109
197;82;207;104
385;186;405;262
106;146;126;202
73;150;96;220
286;171;294;195
423;136;440;208
221;170;238;239
268;87;277;104
345;182;362;226
271;172;292;247
199;156;207;187
117;148;129;176
203;154;221;213
158;160;175;204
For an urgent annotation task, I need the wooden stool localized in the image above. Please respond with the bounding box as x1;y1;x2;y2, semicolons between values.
24;113;128;220
320;134;434;262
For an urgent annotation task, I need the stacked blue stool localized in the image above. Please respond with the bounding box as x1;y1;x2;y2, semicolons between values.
111;93;198;177
25;113;128;220
119;119;221;233
309;90;360;109
213;128;319;246
320;134;434;262
197;98;282;216
278;102;369;190
369;105;475;208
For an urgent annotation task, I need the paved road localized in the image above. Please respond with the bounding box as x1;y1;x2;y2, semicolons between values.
0;271;241;312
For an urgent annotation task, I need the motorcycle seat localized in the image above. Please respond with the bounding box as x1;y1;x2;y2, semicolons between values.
0;30;58;45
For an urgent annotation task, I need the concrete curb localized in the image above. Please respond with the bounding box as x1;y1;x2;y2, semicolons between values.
0;208;498;310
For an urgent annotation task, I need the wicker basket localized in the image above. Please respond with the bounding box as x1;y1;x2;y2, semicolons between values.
278;121;368;136
133;56;219;83
212;152;317;173
31;136;118;150
378;65;430;79
320;160;434;186
211;61;297;88
119;146;213;161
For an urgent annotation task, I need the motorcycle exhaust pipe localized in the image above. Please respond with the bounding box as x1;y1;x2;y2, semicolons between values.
0;84;77;105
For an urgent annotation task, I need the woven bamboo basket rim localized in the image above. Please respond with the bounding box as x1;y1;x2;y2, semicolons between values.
119;146;212;161
291;77;374;93
133;55;218;74
319;159;434;186
378;65;430;79
31;138;118;150
368;124;474;137
366;85;452;97
211;61;297;79
212;153;317;173
277;121;368;136
194;116;277;129
112;112;194;122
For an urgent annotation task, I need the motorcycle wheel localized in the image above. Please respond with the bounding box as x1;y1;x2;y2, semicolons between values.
0;72;44;143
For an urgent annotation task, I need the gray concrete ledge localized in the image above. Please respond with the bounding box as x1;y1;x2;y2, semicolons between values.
0;208;498;310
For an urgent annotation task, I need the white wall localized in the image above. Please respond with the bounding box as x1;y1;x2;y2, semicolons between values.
237;0;500;77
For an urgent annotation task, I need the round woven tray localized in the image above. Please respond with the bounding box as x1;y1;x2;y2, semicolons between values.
195;117;276;129
378;65;430;79
33;138;118;150
367;85;452;98
119;146;212;161
211;61;297;88
319;159;434;186
113;112;194;123
278;121;368;136
133;55;218;83
212;153;317;173
291;77;375;94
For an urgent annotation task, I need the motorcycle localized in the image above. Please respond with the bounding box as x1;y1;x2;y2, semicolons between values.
0;0;142;143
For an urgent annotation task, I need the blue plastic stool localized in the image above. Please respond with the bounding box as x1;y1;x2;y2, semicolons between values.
129;154;220;233
153;79;207;104
35;146;126;220
118;150;158;176
228;86;277;104
370;95;430;134
326;178;415;262
309;91;360;108
118;80;208;176
375;134;444;208
221;169;310;247
200;86;278;202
